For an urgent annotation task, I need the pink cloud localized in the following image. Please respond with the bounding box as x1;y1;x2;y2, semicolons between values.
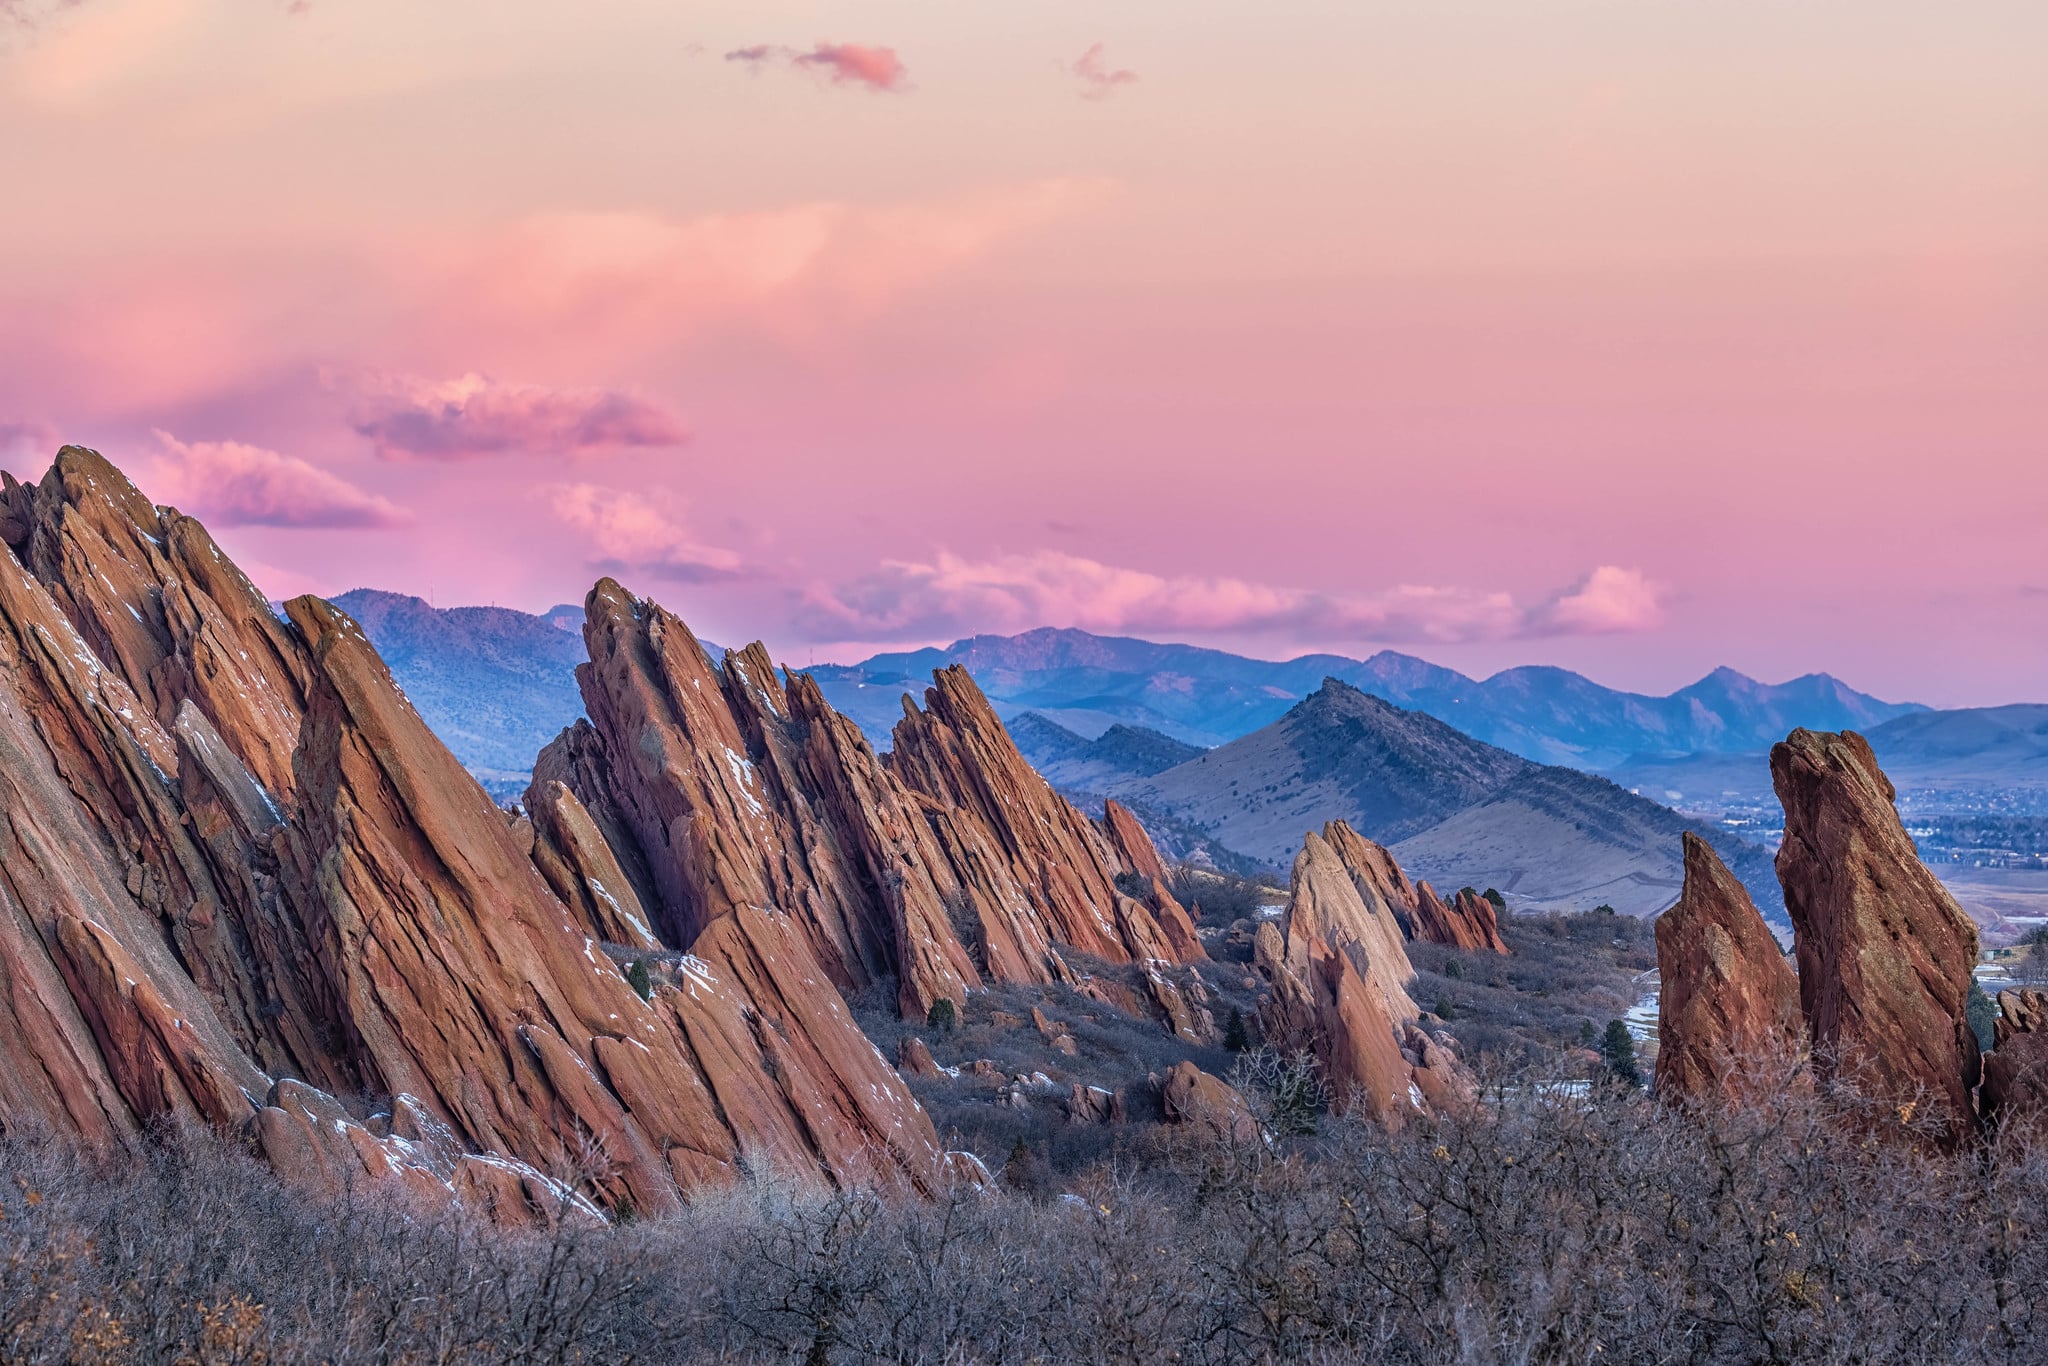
147;430;410;529
1070;44;1138;101
796;549;1664;646
725;42;908;93
343;372;688;461
1529;565;1667;634
548;482;743;582
424;180;1109;363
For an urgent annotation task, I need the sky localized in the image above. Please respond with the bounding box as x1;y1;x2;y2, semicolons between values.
1;0;2044;706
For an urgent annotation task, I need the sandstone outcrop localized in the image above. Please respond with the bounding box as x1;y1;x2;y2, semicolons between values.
536;585;1203;1033
1654;833;1803;1101
0;446;955;1220
1251;827;1475;1125
1313;819;1507;954
1980;989;2048;1130
1773;728;1981;1143
1100;798;1168;882
1160;1061;1259;1143
1413;883;1510;954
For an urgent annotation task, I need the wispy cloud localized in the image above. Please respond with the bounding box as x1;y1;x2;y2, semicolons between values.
148;430;410;529
343;372;688;461
725;41;908;93
547;483;743;582
1069;44;1138;101
796;549;1665;645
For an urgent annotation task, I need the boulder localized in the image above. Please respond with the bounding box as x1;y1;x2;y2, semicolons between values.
1065;1084;1121;1124
1654;833;1804;1102
1773;728;1981;1144
898;1036;943;1079
1160;1061;1260;1143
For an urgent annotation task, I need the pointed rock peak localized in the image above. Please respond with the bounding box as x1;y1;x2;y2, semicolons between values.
1408;878;1509;955
46;444;166;531
1654;833;1802;1102
1100;799;1168;882
1772;728;1980;1145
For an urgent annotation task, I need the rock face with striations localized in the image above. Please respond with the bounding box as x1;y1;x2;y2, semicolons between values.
1980;989;2048;1131
1772;728;1980;1143
1252;824;1473;1124
1412;883;1510;954
535;587;1203;1033
0;447;951;1221
1654;833;1803;1101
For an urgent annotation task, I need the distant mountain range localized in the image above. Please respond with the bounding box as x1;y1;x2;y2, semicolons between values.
1091;679;1781;918
326;595;2029;854
1610;704;2048;817
330;590;589;796
807;627;1925;768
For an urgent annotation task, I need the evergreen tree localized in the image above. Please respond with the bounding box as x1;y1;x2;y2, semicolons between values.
1967;981;1998;1053
1602;1019;1641;1086
1482;888;1507;911
625;958;653;1002
1223;1007;1250;1052
926;997;957;1033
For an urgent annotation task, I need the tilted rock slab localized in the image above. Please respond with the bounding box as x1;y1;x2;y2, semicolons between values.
540;587;1201;1028
1981;989;2048;1132
1773;728;1981;1143
1655;833;1803;1101
1253;827;1473;1124
0;448;949;1219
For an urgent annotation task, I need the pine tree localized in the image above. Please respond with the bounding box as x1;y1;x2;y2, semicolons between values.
1967;981;1998;1053
1223;1007;1250;1052
1602;1019;1641;1086
625;958;653;1002
926;997;957;1033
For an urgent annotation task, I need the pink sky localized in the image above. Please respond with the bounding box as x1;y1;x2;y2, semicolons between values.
1;0;2043;705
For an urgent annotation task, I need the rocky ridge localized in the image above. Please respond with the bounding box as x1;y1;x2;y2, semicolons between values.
0;448;955;1222
533;587;1206;1037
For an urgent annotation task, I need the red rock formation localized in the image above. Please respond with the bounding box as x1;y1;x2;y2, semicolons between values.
527;779;661;951
1413;883;1510;955
1773;728;1981;1144
1251;828;1474;1125
1101;799;1167;881
1160;1061;1259;1143
1276;829;1419;1027
1654;833;1804;1101
888;665;1202;970
0;447;956;1217
541;586;1203;1032
1312;819;1506;954
1980;989;2048;1132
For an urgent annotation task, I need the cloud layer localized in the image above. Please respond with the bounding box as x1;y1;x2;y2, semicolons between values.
345;373;688;461
548;483;742;582
798;550;1664;645
148;431;410;529
726;42;908;93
